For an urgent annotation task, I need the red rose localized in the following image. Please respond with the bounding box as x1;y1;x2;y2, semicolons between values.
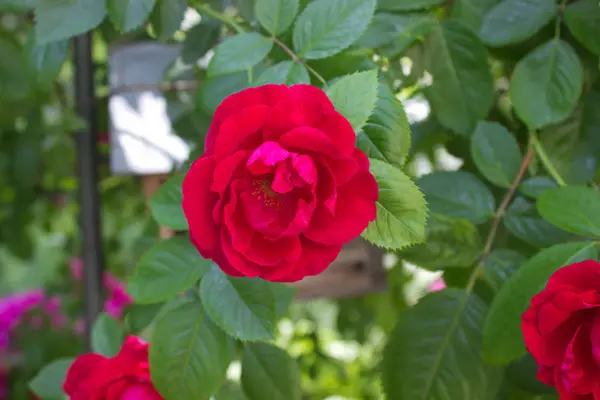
63;336;163;400
522;260;600;399
182;84;378;282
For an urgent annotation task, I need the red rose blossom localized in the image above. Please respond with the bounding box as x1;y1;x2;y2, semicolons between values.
63;336;163;400
522;260;600;399
182;84;378;282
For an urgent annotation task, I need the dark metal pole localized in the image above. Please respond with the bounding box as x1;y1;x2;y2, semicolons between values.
73;33;104;350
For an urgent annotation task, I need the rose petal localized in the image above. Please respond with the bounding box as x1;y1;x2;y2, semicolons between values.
278;126;339;157
315;112;356;156
63;354;107;396
246;141;290;175
270;239;342;282
182;156;220;257
211;150;251;195
263;99;326;142
547;260;600;292
214;105;270;161
206;84;289;153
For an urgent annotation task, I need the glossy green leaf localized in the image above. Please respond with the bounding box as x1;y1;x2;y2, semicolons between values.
470;121;522;188
449;0;498;32
271;283;295;318
181;20;221;64
377;0;445;11
293;0;376;60
537;186;600;238
424;20;494;136
150;0;186;41
564;0;600;56
150;297;235;400
357;84;411;168
402;214;482;270
200;266;276;341
382;290;502;400
35;0;106;44
128;237;211;304
0;0;37;11
254;61;310;85
362;159;428;251
503;196;575;247
241;342;302;400
29;358;74;399
519;176;557;199
483;241;597;364
107;0;156;32
417;171;495;224
356;13;435;53
215;381;250;400
23;31;68;87
326;69;378;132
255;0;299;35
483;249;526;293
479;0;556;47
510;39;583;130
149;174;187;230
125;302;165;334
208;33;273;76
91;313;125;357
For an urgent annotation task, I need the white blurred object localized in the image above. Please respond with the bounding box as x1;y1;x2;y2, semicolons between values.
109;42;190;175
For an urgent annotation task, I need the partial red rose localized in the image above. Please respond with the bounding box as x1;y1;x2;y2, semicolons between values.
63;336;163;400
182;84;378;282
522;259;600;399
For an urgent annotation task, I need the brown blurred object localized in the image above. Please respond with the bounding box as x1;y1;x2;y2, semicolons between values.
141;174;175;240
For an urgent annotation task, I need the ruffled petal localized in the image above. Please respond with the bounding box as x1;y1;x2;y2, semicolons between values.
63;354;107;396
271;239;342;282
263;99;327;142
278;126;339;157
214;105;270;161
547;260;600;292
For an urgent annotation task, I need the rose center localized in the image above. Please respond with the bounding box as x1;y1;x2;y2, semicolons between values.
251;179;281;210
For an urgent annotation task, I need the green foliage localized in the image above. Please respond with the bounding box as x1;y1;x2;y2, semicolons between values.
564;0;600;56
107;0;156;33
35;0;107;44
150;296;235;399
537;186;600;238
149;174;188;230
326;69;378;132
91;313;126;357
254;61;310;85
241;342;302;400
256;0;299;36
29;358;75;400
208;33;274;77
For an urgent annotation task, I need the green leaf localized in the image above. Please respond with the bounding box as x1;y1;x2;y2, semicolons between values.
357;84;411;168
255;0;299;35
91;313;125;357
470;121;522;188
29;358;74;399
424;20;494;136
382;290;502;400
270;283;295;318
537;186;600;238
503;196;575;247
0;0;37;11
200;266;276;341
417;171;495;224
254;61;310;85
483;249;525;293
182;20;221;64
0;35;30;100
215;381;250;400
510;39;583;130
108;0;156;32
150;297;235;400
149;174;187;231
208;33;273;77
197;72;252;113
564;0;600;56
241;342;302;400
479;0;556;47
125;302;165;334
483;241;597;364
402;214;482;270
356;13;436;53
361;159;428;251
293;0;376;60
128;237;211;304
326;70;378;132
150;0;186;41
449;0;498;32
377;0;445;11
519;176;557;199
35;0;107;44
24;30;68;87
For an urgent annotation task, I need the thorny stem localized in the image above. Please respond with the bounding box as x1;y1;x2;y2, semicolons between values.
466;136;536;292
272;37;328;86
531;132;567;187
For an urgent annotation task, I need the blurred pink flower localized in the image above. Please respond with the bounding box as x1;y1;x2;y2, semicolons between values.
429;277;446;292
0;290;44;349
